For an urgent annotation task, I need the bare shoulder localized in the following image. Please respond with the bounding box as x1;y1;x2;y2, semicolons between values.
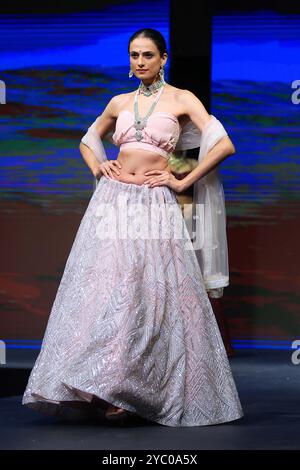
173;88;212;131
112;91;134;103
106;91;133;117
174;88;204;106
164;85;190;97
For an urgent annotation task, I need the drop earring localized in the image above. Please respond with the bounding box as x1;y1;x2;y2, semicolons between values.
129;68;133;78
159;65;165;80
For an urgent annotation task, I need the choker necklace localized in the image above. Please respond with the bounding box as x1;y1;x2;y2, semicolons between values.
138;76;166;97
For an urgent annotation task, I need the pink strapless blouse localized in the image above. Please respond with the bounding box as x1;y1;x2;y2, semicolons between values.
112;110;182;159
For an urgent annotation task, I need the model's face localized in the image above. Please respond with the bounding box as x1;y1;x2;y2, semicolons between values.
129;37;167;82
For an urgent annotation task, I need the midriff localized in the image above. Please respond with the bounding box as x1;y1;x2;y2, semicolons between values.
109;148;169;186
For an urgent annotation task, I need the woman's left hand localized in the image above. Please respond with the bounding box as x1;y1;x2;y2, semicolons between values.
143;170;184;193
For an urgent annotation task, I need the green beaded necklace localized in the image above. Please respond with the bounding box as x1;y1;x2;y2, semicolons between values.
134;80;166;141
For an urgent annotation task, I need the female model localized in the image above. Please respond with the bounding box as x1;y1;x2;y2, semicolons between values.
22;28;243;427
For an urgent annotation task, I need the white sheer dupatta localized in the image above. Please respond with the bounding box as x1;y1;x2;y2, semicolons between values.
175;115;229;298
81;114;109;193
81;114;230;298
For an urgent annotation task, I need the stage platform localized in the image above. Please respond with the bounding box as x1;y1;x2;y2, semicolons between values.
0;349;299;450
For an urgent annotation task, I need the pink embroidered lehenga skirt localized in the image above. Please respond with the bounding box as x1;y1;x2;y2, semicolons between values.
22;175;243;427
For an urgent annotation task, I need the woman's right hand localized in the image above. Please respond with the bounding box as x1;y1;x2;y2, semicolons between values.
97;160;122;180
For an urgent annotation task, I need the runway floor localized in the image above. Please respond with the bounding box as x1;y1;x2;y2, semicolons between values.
0;349;299;450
